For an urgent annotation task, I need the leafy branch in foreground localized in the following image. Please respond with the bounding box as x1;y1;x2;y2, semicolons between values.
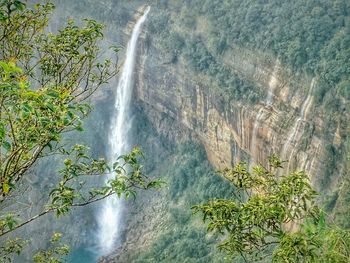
0;0;117;201
0;1;161;261
193;155;350;262
0;145;163;262
32;233;69;263
0;146;163;239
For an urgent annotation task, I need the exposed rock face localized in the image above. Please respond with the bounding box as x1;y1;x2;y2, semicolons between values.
67;2;350;261
9;2;347;261
134;40;331;188
101;31;341;261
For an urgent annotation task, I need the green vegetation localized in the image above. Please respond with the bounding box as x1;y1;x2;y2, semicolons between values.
148;0;350;225
54;0;145;43
0;1;348;262
149;9;261;104
32;233;69;263
193;0;349;79
125;142;234;262
182;37;259;103
0;1;160;261
148;0;350;151
329;137;350;229
194;156;350;262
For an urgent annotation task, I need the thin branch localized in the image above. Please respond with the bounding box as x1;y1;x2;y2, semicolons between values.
0;190;116;237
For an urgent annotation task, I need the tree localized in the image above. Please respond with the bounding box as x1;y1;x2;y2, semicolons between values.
193;155;350;262
0;1;161;261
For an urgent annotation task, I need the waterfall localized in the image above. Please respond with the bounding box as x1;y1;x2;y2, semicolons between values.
250;64;279;165
281;78;316;173
97;6;150;255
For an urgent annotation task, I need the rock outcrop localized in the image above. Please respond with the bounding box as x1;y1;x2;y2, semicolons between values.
134;40;333;188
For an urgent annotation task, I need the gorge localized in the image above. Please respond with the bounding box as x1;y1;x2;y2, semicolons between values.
0;0;349;262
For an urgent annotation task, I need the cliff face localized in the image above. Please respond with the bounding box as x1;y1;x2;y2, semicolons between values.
134;40;334;189
100;23;345;261
9;1;348;261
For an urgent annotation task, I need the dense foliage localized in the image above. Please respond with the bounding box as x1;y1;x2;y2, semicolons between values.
122;141;234;262
148;0;350;226
191;0;349;82
194;156;350;262
0;1;161;261
148;9;262;104
0;0;347;262
150;0;350;105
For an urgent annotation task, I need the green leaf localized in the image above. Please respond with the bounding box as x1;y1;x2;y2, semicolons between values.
0;122;5;141
22;102;33;112
46;103;55;112
2;141;11;151
47;90;59;98
0;11;6;21
14;1;26;11
0;61;10;73
2;183;10;194
75;125;83;132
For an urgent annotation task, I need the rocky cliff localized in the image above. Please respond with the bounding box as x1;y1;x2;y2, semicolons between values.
101;25;346;260
134;35;341;191
5;1;348;261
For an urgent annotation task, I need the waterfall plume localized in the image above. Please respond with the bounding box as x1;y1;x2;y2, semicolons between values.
97;6;150;255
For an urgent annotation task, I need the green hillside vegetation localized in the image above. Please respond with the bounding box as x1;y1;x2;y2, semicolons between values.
135;143;232;262
147;0;350;226
1;0;349;262
150;0;350;106
148;0;350;162
127;113;234;262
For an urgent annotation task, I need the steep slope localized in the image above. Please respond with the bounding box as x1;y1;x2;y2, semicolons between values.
113;1;350;260
136;0;349;192
6;0;349;262
57;0;349;261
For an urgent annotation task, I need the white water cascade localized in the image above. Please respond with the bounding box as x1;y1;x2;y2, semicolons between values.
250;64;279;165
97;6;150;255
281;78;316;172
